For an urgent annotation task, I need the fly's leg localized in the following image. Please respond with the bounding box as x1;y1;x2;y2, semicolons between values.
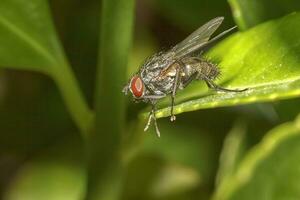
181;72;197;89
143;95;165;136
144;110;153;132
152;104;160;137
142;94;166;99
204;77;248;92
154;60;183;122
170;64;182;122
144;103;161;137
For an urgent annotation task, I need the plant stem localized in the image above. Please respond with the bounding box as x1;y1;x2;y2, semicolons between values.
86;0;135;199
52;61;94;138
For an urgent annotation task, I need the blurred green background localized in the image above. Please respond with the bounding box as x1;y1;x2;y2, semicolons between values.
1;0;300;200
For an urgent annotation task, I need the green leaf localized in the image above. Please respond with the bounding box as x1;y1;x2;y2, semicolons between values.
0;0;93;135
0;0;63;72
212;115;300;200
229;0;300;30
216;120;247;188
151;13;300;119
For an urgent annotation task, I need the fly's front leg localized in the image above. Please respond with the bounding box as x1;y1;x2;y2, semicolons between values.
144;109;153;132
142;94;166;99
142;95;165;137
144;102;161;137
204;77;248;92
152;104;160;137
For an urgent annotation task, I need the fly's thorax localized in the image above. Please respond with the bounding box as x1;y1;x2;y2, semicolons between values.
140;52;166;81
141;67;175;94
139;52;177;95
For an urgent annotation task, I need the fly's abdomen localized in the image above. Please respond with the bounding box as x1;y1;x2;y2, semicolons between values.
196;60;220;80
181;57;220;81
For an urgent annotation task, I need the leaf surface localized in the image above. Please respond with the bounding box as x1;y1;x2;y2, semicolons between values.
151;13;300;119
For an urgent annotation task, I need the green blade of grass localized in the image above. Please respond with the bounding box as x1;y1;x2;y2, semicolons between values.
86;0;135;199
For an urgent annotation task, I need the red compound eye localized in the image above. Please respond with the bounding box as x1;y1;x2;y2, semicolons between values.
130;76;144;98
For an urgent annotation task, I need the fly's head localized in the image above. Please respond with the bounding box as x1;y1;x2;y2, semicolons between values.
123;74;146;102
123;51;172;102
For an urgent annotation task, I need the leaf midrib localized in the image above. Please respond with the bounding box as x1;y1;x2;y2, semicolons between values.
0;14;57;67
152;77;300;118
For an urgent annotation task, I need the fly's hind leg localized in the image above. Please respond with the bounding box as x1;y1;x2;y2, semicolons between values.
204;77;248;92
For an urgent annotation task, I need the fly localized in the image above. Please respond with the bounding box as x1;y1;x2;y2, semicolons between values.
123;17;247;137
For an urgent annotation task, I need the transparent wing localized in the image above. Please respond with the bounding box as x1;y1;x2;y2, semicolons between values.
172;17;226;59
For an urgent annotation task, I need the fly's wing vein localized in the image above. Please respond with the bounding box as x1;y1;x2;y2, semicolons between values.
172;17;224;59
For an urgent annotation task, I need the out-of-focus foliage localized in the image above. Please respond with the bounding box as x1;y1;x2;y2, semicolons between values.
215;120;247;188
4;139;86;200
214;115;300;200
154;13;300;119
0;0;93;135
1;0;300;200
229;0;300;30
151;0;234;30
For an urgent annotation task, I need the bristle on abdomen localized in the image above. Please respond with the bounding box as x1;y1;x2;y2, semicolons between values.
197;60;220;80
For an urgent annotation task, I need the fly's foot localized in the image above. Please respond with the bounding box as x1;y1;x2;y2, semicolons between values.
170;115;176;122
144;109;161;137
143;123;150;132
154;122;161;137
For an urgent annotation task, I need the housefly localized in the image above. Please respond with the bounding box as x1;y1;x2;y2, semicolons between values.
123;17;247;137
